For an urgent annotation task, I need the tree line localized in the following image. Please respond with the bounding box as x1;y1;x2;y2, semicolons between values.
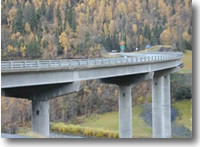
1;0;192;60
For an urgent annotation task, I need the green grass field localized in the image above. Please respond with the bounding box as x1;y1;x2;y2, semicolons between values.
79;105;152;138
180;50;192;73
172;100;192;131
75;100;192;138
16;100;191;138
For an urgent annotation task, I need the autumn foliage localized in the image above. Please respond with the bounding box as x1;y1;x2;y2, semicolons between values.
1;0;192;60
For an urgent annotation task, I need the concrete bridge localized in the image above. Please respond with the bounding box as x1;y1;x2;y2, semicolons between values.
1;52;183;138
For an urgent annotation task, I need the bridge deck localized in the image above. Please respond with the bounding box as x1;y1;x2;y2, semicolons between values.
1;52;183;88
1;52;183;73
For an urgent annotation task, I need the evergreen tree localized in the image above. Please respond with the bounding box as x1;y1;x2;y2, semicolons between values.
152;25;162;45
162;16;167;25
36;1;46;22
24;2;38;31
144;24;151;41
26;40;41;59
47;3;54;23
13;7;24;33
64;3;76;31
40;0;46;15
171;0;176;6
56;5;62;34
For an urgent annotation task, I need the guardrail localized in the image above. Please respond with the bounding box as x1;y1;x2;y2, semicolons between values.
1;52;183;72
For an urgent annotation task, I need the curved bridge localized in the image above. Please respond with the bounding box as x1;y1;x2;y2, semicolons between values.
1;52;183;138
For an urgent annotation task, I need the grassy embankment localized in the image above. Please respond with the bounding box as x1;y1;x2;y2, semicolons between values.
174;50;192;131
51;105;152;138
75;100;192;137
51;100;192;138
16;100;191;138
79;105;152;138
172;100;192;131
179;50;192;74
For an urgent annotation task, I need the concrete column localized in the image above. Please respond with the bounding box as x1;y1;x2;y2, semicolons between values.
152;75;171;138
152;76;163;138
32;100;49;137
118;85;132;138
162;74;171;138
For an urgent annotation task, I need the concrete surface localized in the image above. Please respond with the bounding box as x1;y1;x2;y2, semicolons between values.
32;100;49;137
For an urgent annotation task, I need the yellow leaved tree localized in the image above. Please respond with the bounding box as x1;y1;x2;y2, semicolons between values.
59;32;71;56
132;24;138;34
25;22;31;34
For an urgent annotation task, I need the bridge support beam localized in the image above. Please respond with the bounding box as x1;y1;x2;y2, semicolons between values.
152;74;171;138
32;100;49;137
118;84;132;138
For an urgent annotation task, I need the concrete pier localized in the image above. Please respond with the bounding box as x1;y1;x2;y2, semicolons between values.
32;100;49;137
152;74;171;138
101;73;154;138
162;75;171;138
118;85;132;138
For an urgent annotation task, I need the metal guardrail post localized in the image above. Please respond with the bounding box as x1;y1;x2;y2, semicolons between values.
79;59;81;66
69;60;72;66
59;59;62;66
109;58;111;64
37;60;39;68
48;60;51;67
24;61;26;68
95;59;97;65
10;61;13;69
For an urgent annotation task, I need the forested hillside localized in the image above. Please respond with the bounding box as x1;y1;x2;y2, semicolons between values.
1;0;192;60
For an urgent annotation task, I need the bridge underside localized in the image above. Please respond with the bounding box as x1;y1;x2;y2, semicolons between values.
2;82;80;100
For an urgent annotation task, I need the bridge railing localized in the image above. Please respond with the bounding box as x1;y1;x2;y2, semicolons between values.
1;52;183;71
